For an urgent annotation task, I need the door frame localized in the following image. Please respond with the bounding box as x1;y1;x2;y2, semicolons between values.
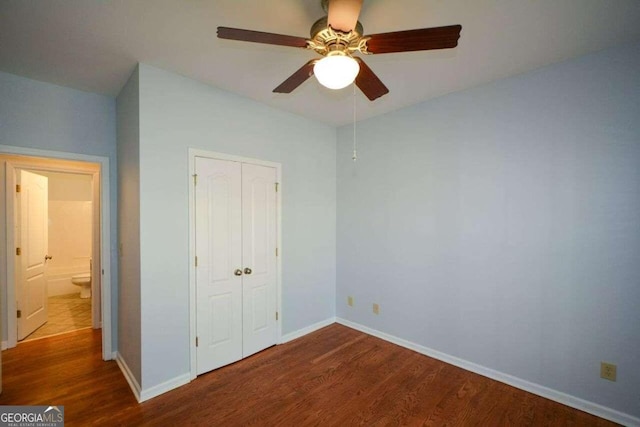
188;148;282;380
1;145;112;360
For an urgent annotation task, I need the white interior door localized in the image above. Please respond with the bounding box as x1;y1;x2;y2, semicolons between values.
195;157;278;375
17;170;49;340
195;157;243;374
241;163;277;358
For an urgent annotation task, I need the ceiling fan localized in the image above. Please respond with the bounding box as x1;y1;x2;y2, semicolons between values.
217;0;462;101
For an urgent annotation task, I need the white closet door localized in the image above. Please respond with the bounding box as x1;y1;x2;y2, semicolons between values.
241;163;277;357
195;157;243;374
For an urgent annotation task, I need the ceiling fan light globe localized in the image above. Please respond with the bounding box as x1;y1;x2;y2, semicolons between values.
313;55;360;90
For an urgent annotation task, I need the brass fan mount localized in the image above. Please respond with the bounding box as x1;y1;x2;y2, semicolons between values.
308;17;369;56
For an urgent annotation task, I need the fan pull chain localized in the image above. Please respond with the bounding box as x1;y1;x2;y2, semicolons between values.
352;83;357;162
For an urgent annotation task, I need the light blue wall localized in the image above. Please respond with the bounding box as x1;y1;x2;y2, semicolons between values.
0;71;118;348
136;64;336;390
116;67;141;385
336;42;640;418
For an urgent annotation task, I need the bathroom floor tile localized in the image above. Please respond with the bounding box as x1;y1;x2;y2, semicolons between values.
22;293;92;341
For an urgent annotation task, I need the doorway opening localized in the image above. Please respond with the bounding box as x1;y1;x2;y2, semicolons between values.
19;170;96;342
1;149;112;360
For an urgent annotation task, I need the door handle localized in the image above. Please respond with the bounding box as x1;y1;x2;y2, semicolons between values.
44;255;53;261
234;269;243;276
244;267;252;275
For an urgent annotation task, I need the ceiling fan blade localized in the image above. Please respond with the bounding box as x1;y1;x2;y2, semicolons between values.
366;25;462;54
273;60;316;93
327;0;363;32
217;27;308;48
354;57;389;101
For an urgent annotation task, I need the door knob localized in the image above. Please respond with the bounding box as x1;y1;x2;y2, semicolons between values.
44;255;53;261
234;269;243;276
244;267;252;275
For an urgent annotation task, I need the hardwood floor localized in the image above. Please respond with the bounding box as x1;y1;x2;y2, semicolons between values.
1;324;617;426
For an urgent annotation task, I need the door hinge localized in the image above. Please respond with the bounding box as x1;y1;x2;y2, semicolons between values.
275;311;279;321
16;247;21;256
17;310;21;319
275;182;279;192
196;336;199;347
16;184;21;193
275;247;278;257
195;256;198;267
193;174;198;186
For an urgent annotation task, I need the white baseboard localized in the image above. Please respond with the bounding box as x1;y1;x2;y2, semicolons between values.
1;340;7;350
115;351;190;403
113;352;191;403
336;318;639;427
115;352;141;402
280;317;336;344
139;373;191;403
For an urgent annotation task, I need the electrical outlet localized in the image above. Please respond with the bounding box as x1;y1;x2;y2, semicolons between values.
373;303;379;315
600;362;617;381
347;296;353;307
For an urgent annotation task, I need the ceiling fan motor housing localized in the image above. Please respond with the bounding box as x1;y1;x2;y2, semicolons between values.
308;16;368;56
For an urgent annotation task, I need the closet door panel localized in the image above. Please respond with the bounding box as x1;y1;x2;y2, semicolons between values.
241;163;277;357
195;157;243;375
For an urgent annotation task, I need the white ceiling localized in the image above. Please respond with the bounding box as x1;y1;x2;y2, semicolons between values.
1;0;639;126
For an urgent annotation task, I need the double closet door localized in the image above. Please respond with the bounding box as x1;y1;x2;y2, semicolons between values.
195;157;277;375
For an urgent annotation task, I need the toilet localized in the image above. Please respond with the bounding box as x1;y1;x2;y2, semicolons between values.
71;273;91;299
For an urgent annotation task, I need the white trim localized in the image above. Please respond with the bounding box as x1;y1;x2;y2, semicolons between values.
1;340;7;350
99;158;112;360
187;148;283;380
0;145;113;360
336;318;640;427
188;149;282;169
275;163;283;347
117;351;190;403
115;351;141;402
4;162;17;347
280;317;336;344
188;151;197;380
139;373;191;403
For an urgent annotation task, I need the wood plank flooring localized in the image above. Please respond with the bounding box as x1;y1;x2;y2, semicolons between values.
0;323;617;426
